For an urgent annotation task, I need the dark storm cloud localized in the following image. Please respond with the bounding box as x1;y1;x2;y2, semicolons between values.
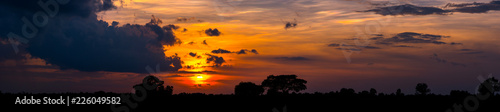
205;28;221;36
98;0;117;12
362;1;500;16
274;56;310;61
0;0;182;73
0;39;27;62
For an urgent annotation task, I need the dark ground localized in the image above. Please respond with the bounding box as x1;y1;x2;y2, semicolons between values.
1;92;498;112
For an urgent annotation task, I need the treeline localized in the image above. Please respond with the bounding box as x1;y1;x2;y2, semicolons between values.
0;75;499;112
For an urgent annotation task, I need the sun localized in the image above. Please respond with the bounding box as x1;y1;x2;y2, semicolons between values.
197;75;203;79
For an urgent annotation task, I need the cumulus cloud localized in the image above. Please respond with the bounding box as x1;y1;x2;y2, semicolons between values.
237;49;247;54
211;48;232;54
211;48;258;54
236;49;259;54
205;54;225;67
189;52;197;57
251;49;258;54
0;0;182;73
284;19;298;30
205;28;221;36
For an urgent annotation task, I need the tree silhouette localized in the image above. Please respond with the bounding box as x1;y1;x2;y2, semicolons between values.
396;88;404;96
369;88;377;96
478;77;500;95
158;85;174;95
133;75;173;95
261;75;307;95
339;88;356;96
234;82;264;96
415;83;430;95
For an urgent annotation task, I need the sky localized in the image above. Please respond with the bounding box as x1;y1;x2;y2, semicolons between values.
1;0;500;94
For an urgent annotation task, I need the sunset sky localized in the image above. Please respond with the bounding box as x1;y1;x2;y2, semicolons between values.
1;0;500;94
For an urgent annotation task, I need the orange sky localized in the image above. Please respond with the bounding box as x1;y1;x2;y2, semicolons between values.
2;0;500;94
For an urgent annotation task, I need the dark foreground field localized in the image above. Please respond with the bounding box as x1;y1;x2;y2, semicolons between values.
1;92;499;112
